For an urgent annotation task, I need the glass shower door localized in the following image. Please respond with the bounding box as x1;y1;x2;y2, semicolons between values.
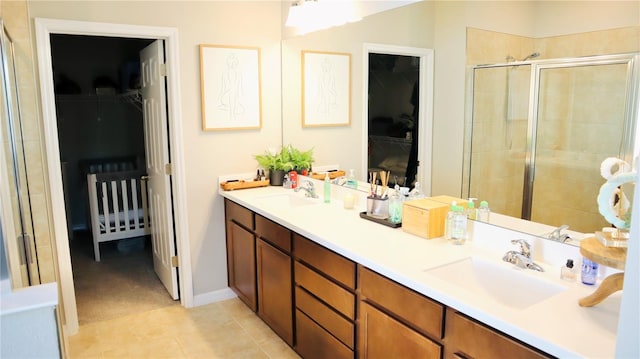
467;65;531;218
528;60;636;233
0;21;39;287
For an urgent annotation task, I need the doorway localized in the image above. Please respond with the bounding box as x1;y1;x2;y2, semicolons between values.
34;18;192;336
363;43;434;193
51;34;179;324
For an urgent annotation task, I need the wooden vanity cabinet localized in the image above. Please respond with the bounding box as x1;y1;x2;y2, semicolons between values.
357;265;444;359
444;308;552;359
224;200;256;311
255;215;294;346
293;233;357;359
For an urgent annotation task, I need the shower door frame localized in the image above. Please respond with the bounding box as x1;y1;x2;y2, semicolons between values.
464;53;640;224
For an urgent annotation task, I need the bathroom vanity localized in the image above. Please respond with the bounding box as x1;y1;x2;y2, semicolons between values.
220;182;621;358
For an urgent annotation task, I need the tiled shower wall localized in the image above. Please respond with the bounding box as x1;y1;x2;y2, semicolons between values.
1;0;57;284
466;26;640;232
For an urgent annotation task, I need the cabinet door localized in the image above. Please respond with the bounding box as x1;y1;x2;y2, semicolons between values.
358;302;442;359
257;238;293;346
227;222;257;311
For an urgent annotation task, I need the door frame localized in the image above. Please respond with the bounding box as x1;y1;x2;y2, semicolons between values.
34;18;193;335
362;43;434;194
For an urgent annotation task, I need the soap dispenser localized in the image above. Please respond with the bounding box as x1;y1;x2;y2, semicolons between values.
347;169;358;189
477;200;490;222
465;198;477;220
324;172;331;203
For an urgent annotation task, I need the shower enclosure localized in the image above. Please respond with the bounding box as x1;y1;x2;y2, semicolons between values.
1;20;39;287
463;53;639;234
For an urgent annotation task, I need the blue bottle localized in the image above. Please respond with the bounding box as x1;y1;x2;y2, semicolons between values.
581;258;598;285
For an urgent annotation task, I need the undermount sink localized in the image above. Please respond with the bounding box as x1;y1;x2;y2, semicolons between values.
254;192;319;208
424;256;566;309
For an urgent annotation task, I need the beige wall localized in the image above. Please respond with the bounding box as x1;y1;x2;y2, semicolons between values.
27;1;283;296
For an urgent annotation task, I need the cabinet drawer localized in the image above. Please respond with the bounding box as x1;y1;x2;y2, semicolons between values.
295;261;355;319
296;286;354;349
225;199;253;230
358;302;442;359
359;266;444;339
256;215;291;253
296;309;353;359
445;308;551;359
293;234;356;290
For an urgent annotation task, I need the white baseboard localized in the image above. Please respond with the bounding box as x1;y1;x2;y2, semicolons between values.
192;287;237;306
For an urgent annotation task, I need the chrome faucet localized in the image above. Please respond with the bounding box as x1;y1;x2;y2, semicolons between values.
502;239;544;272
547;224;571;243
294;180;318;198
331;176;348;186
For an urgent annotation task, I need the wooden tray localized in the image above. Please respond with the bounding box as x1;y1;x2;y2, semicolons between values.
309;170;346;180
220;179;269;191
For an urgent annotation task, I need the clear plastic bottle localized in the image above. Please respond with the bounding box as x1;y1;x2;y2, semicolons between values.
477;200;490;222
560;259;577;282
465;198;477;220
388;189;404;224
450;205;468;245
408;181;425;200
581;258;599;285
324;172;331;203
444;201;457;240
346;169;358;189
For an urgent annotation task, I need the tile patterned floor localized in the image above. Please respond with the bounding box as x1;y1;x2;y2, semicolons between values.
68;297;300;359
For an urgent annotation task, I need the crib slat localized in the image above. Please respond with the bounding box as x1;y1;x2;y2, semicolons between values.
132;179;140;228
101;181;110;233
141;178;149;228
121;179;130;231
111;180;120;233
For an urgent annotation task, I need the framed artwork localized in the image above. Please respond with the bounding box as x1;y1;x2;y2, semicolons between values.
302;50;351;127
200;44;262;130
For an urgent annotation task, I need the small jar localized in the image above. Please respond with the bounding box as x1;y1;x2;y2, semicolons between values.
560;259;576;281
581;258;599;285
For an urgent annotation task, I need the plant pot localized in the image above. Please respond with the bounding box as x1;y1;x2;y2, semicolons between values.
269;169;286;186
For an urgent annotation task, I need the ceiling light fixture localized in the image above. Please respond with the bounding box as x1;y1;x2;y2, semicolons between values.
286;0;362;34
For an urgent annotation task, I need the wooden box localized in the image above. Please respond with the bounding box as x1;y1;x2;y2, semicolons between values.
428;195;468;207
402;199;449;239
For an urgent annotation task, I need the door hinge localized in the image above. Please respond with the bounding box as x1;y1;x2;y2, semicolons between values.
160;63;167;77
165;163;172;175
171;255;179;267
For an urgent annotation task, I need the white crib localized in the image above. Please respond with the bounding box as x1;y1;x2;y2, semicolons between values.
87;170;151;261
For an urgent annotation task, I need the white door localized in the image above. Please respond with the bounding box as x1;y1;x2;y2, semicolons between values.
140;40;179;300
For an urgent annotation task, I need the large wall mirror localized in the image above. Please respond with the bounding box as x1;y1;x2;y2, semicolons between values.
280;1;639;246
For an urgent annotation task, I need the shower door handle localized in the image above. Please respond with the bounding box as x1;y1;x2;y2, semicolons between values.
21;233;34;266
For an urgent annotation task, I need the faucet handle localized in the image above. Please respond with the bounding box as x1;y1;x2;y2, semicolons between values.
510;239;531;258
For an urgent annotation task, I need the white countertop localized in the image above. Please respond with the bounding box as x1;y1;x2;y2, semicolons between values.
1;279;58;316
219;182;620;358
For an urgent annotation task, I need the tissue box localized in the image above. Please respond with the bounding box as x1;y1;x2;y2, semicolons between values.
402;199;449;239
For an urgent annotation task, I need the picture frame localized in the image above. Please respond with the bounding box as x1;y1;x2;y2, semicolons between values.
302;50;351;127
200;44;262;131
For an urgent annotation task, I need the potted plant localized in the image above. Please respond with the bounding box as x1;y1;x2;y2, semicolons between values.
254;147;294;186
285;144;314;174
254;145;314;186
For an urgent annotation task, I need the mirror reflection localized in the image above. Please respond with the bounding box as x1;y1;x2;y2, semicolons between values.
282;1;640;245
